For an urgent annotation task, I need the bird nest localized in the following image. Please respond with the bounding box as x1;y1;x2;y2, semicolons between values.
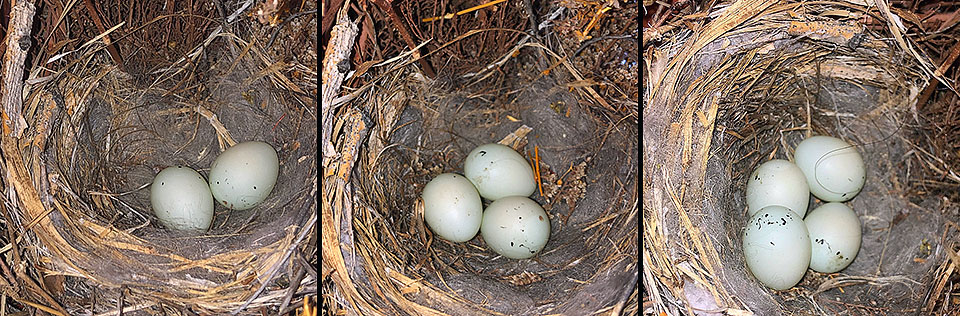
0;1;317;314
321;2;639;315
644;0;960;314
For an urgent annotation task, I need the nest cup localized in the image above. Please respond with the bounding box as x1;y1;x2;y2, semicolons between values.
644;2;954;315
322;67;639;314
6;33;317;313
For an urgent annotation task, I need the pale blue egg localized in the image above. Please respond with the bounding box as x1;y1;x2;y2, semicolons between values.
480;196;550;259
794;136;865;202
422;173;482;242
209;141;279;210
746;159;810;217
463;143;535;200
742;205;810;290
151;166;214;232
805;203;861;273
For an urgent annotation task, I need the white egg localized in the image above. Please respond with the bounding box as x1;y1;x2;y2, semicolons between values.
422;173;483;242
209;141;279;210
794;136;865;202
746;159;810;217
150;166;214;232
805;203;861;273
480;196;550;259
742;205;811;290
463;143;536;200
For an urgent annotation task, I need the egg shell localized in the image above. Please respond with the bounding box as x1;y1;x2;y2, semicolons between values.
746;159;810;217
794;136;865;202
805;203;861;273
150;166;214;232
209;141;280;210
742;205;811;290
422;173;483;242
463;143;536;200
480;196;550;259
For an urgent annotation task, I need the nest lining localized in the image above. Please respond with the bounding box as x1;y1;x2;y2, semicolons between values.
644;9;953;314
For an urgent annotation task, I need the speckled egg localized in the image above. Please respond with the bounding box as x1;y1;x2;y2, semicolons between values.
746;159;810;217
480;196;550;259
805;203;861;273
794;136;865;202
208;141;279;210
742;205;811;290
463;143;536;200
150;166;214;232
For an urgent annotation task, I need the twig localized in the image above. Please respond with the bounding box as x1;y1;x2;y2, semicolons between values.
372;0;436;77
1;1;34;138
230;212;317;315
227;0;256;22
321;3;357;160
523;0;539;37
16;299;66;316
535;145;543;197
82;0;123;65
279;258;308;313
422;0;507;22
266;10;318;48
298;248;317;279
